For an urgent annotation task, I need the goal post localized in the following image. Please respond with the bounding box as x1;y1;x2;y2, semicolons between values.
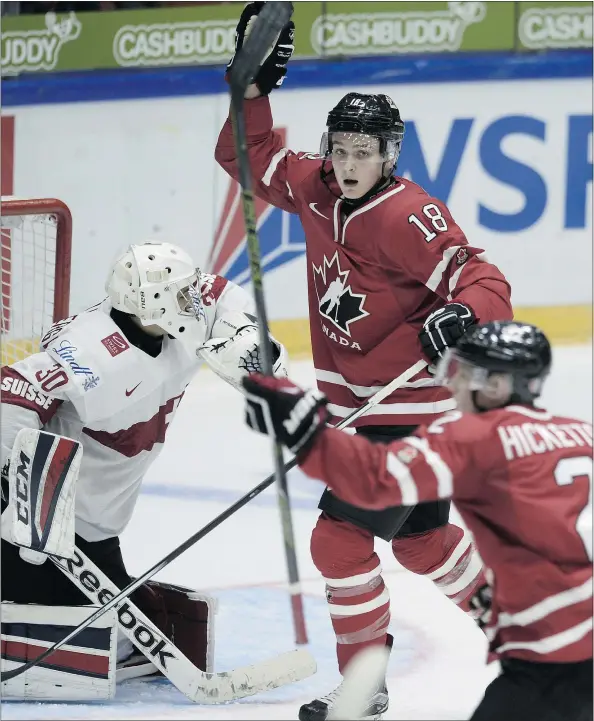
1;197;72;366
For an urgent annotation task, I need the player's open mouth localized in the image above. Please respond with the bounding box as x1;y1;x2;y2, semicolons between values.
343;179;358;187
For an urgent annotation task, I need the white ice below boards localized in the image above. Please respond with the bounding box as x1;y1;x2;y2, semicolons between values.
3;346;591;721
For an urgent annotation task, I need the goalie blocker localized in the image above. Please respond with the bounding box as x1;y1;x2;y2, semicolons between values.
1;429;215;700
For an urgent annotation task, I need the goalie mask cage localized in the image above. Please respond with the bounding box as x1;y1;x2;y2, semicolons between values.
1;197;72;366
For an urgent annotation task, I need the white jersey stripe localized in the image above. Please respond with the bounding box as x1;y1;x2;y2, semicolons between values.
446;263;466;301
497;577;593;629
496;618;593;656
386;452;419;505
425;245;464;293
506;405;553;421
316;368;438;395
403;436;454;498
262;148;288;186
328;398;457;418
340;185;405;245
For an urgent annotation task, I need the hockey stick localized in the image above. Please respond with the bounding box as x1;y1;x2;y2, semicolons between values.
329;359;428;428
1;545;316;702
227;1;308;646
0;359;426;685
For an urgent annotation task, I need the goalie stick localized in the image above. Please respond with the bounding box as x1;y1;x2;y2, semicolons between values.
0;359;426;685
227;0;308;646
1;544;316;702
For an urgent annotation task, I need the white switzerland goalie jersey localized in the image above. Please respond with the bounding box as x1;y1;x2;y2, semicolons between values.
0;274;265;542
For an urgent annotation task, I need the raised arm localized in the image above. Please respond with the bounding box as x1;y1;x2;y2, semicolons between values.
214;2;320;213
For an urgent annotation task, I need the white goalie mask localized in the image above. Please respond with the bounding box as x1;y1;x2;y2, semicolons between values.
105;241;207;352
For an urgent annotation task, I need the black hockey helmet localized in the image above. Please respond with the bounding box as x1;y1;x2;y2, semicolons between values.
444;320;552;405
326;93;405;144
322;92;405;168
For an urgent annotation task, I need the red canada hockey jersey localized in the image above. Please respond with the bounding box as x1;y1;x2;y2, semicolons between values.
216;96;513;426
300;404;593;663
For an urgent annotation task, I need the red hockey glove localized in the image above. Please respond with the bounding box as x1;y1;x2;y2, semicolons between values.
242;374;329;457
226;2;295;96
419;302;477;365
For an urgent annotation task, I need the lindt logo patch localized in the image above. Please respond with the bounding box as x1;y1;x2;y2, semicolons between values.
101;332;129;357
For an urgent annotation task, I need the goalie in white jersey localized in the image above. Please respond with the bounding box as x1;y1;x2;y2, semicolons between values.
0;241;287;700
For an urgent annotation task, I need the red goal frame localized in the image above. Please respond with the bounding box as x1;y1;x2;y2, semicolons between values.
1;197;72;331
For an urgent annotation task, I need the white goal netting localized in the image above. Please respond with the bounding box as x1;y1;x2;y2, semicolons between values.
1;197;72;367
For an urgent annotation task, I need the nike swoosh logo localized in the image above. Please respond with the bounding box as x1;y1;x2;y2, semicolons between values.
125;383;141;397
309;202;329;220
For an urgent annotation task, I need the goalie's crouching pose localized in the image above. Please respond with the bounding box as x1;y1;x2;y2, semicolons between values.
0;240;287;701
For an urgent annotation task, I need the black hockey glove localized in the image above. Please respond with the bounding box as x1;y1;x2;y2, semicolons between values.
1;461;8;508
226;1;295;96
242;374;329;457
419;302;477;365
468;583;492;631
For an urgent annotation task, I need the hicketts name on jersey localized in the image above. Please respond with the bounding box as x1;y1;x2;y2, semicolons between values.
313;251;369;350
498;420;593;461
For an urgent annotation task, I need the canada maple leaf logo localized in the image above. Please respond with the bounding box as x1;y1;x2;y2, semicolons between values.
312;252;369;336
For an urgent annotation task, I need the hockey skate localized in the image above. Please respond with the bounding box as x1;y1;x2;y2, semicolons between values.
298;636;392;721
298;679;389;721
116;651;160;683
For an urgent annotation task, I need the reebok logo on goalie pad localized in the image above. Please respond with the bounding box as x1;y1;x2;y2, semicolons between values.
51;550;176;670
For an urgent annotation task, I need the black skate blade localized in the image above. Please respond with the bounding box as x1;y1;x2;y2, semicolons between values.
328;645;391;721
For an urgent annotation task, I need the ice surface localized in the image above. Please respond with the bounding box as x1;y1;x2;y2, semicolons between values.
3;346;591;720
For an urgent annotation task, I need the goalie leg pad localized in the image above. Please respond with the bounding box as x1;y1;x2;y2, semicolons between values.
50;546;316;703
1;602;117;701
137;579;217;674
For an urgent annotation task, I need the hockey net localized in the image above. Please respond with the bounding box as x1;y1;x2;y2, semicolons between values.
1;197;72;367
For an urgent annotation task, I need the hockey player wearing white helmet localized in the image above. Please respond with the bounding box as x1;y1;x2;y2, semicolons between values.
0;241;287;701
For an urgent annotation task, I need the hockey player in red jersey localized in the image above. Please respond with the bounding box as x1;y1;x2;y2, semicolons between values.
243;320;593;721
216;4;513;718
1;240;287;700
